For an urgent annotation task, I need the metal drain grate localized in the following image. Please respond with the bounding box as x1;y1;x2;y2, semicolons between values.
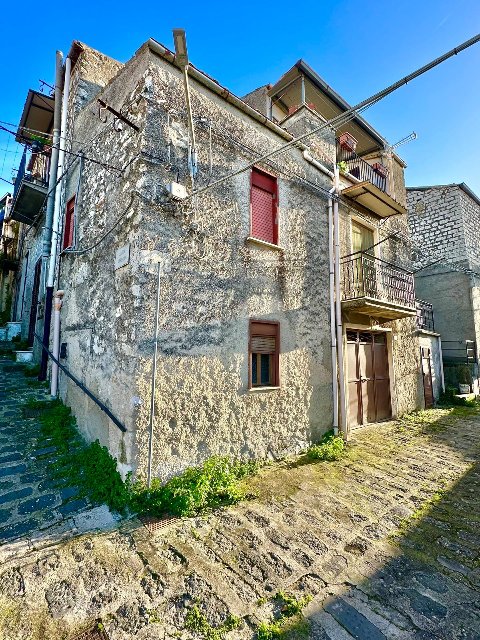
70;623;109;639
140;514;180;533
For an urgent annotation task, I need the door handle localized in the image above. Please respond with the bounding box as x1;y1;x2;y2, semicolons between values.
360;377;368;382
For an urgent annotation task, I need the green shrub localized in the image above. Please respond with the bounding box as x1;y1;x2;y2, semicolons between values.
130;456;257;517
307;431;345;461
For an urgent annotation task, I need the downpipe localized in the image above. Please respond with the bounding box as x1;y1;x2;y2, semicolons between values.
46;56;71;396
39;51;63;381
328;186;338;435
333;168;347;437
50;290;64;397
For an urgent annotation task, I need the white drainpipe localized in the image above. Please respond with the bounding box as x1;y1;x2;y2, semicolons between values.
333;167;347;437
328;187;338;435
49;57;71;397
50;290;64;397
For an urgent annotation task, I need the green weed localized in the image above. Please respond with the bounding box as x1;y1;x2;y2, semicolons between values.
184;605;241;640
306;431;345;462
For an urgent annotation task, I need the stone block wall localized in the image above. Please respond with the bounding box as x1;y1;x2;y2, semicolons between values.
407;186;467;267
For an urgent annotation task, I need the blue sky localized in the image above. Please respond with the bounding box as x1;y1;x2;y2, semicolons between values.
1;0;479;194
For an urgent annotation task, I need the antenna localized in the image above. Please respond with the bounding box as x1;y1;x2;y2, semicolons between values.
390;131;417;151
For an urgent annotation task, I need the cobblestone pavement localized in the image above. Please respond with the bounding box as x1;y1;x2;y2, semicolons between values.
0;359;479;639
0;349;117;548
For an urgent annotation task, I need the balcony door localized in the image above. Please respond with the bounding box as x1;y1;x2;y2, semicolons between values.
347;330;392;428
351;221;377;298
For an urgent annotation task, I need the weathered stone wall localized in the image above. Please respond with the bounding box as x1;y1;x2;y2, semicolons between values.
56;45;335;480
132;52;335;480
57;47;149;477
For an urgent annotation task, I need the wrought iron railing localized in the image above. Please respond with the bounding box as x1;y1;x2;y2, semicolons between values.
341;252;415;309
13;147;49;197
336;139;388;193
416;299;435;332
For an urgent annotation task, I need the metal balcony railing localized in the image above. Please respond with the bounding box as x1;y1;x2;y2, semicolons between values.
416;299;435;332
336;139;388;193
341;252;415;309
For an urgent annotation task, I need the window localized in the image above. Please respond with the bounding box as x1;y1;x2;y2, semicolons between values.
250;168;278;245
249;321;280;388
62;196;75;250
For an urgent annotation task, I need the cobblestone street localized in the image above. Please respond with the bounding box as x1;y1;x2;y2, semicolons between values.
0;351;117;547
0;357;479;639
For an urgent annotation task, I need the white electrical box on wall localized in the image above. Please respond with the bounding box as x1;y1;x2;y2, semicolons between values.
167;182;187;200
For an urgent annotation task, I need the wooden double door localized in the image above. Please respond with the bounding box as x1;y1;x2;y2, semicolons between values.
347;330;392;428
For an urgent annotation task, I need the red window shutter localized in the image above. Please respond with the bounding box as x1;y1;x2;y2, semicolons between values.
63;196;75;250
251;168;277;244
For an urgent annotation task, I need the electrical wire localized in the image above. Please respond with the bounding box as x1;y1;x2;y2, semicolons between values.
185;34;480;201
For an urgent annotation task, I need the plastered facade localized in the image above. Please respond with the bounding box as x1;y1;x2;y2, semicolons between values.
57;45;334;479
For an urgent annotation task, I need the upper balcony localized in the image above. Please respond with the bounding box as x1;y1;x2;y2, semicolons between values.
10;148;50;225
336;138;407;218
341;252;416;320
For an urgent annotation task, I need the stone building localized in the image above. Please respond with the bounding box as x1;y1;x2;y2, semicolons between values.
0;193;17;325
407;183;480;392
10;37;429;480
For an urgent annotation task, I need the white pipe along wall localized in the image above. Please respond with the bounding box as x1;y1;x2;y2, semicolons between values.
49;57;71;397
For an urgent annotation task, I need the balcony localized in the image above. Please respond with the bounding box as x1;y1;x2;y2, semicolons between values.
341;252;416;320
336;140;407;218
10;148;50;225
416;299;435;332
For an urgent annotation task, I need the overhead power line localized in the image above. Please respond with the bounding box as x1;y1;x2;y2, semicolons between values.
188;33;480;199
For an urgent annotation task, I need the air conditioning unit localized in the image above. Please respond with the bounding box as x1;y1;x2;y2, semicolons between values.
167;182;187;200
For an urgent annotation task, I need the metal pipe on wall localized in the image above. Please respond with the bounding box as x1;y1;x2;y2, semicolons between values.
333;168;347;436
49;57;71;397
328;187;339;435
50;290;64;397
39;51;64;381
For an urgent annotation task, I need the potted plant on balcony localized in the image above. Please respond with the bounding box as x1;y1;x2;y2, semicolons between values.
457;364;472;394
372;162;388;178
337;161;349;174
339;132;357;152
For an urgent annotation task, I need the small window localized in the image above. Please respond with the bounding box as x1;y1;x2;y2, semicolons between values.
250;168;278;245
63;196;75;250
249;321;280;388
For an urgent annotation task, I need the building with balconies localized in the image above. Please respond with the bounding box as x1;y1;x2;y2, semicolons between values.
9;39;430;480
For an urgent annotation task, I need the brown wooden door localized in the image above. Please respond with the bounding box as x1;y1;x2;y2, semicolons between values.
421;347;434;408
27;259;42;347
346;330;392;428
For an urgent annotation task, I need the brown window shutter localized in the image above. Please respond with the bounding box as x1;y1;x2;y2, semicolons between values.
251;335;276;354
251;168;278;244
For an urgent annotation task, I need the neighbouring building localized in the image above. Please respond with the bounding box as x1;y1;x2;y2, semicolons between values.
10;38;431;480
0;193;19;326
408;183;480;394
